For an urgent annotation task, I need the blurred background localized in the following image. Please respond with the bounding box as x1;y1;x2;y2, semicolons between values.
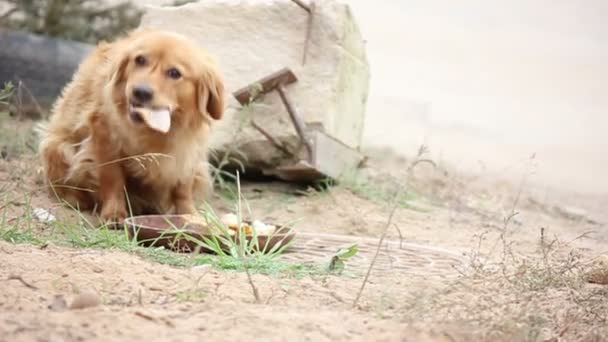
1;0;606;196
349;0;608;197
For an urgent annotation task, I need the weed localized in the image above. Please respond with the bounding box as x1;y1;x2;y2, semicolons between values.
0;225;41;244
328;244;359;274
204;254;320;277
174;288;206;303
352;192;400;308
392;154;606;340
0;189;42;245
0;122;38;160
0;83;39;160
214;181;239;202
0;82;13;106
174;275;207;303
351;145;437;306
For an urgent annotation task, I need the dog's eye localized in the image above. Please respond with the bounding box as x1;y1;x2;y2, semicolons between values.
167;68;181;80
134;55;147;66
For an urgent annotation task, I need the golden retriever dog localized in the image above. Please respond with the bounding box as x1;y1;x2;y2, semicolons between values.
38;28;225;222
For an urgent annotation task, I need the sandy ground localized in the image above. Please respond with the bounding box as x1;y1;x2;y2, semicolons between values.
1;139;607;341
1;1;608;341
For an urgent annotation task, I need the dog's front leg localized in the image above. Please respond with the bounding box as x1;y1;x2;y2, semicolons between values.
172;179;196;215
90;115;127;221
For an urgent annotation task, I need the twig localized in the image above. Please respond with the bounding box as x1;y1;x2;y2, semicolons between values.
564;230;596;246
488;153;536;257
302;1;315;65
134;311;156;321
290;0;311;12
407;158;437;173
264;288;276;304
288;0;314;64
352;194;400;308
392;223;404;249
245;266;261;304
7;274;38;290
15;80;45;120
0;200;19;212
133;311;175;327
329;291;346;303
236;171;261;303
352;146;431;307
236;171;244;256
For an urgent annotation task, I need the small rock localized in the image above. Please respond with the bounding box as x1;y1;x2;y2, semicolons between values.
586;255;608;285
70;290;101;310
48;295;68;312
33;208;56;223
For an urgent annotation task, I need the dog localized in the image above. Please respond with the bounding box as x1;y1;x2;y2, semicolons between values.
38;28;225;221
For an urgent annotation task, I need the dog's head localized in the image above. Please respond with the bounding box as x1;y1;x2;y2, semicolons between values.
108;28;225;134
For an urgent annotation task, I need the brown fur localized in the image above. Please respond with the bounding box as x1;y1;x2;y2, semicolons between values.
38;28;225;221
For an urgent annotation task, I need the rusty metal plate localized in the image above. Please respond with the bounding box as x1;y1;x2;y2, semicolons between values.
281;233;468;279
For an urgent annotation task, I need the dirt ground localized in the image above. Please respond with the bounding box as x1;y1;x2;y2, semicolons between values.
0;118;607;341
1;0;607;340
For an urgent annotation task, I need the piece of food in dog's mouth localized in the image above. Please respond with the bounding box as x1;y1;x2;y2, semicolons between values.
130;105;171;133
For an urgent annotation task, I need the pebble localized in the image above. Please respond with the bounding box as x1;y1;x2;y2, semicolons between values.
48;295;68;312
70;290;101;310
586;255;608;285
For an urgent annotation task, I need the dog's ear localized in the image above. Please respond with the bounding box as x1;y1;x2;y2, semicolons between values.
108;30;148;80
198;65;225;120
108;51;130;86
106;49;131;107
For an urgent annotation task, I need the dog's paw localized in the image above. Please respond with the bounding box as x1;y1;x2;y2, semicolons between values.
174;202;196;215
100;199;128;223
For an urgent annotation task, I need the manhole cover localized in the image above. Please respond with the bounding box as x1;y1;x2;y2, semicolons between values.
281;233;467;279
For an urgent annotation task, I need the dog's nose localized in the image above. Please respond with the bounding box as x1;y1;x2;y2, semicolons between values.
132;84;154;103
